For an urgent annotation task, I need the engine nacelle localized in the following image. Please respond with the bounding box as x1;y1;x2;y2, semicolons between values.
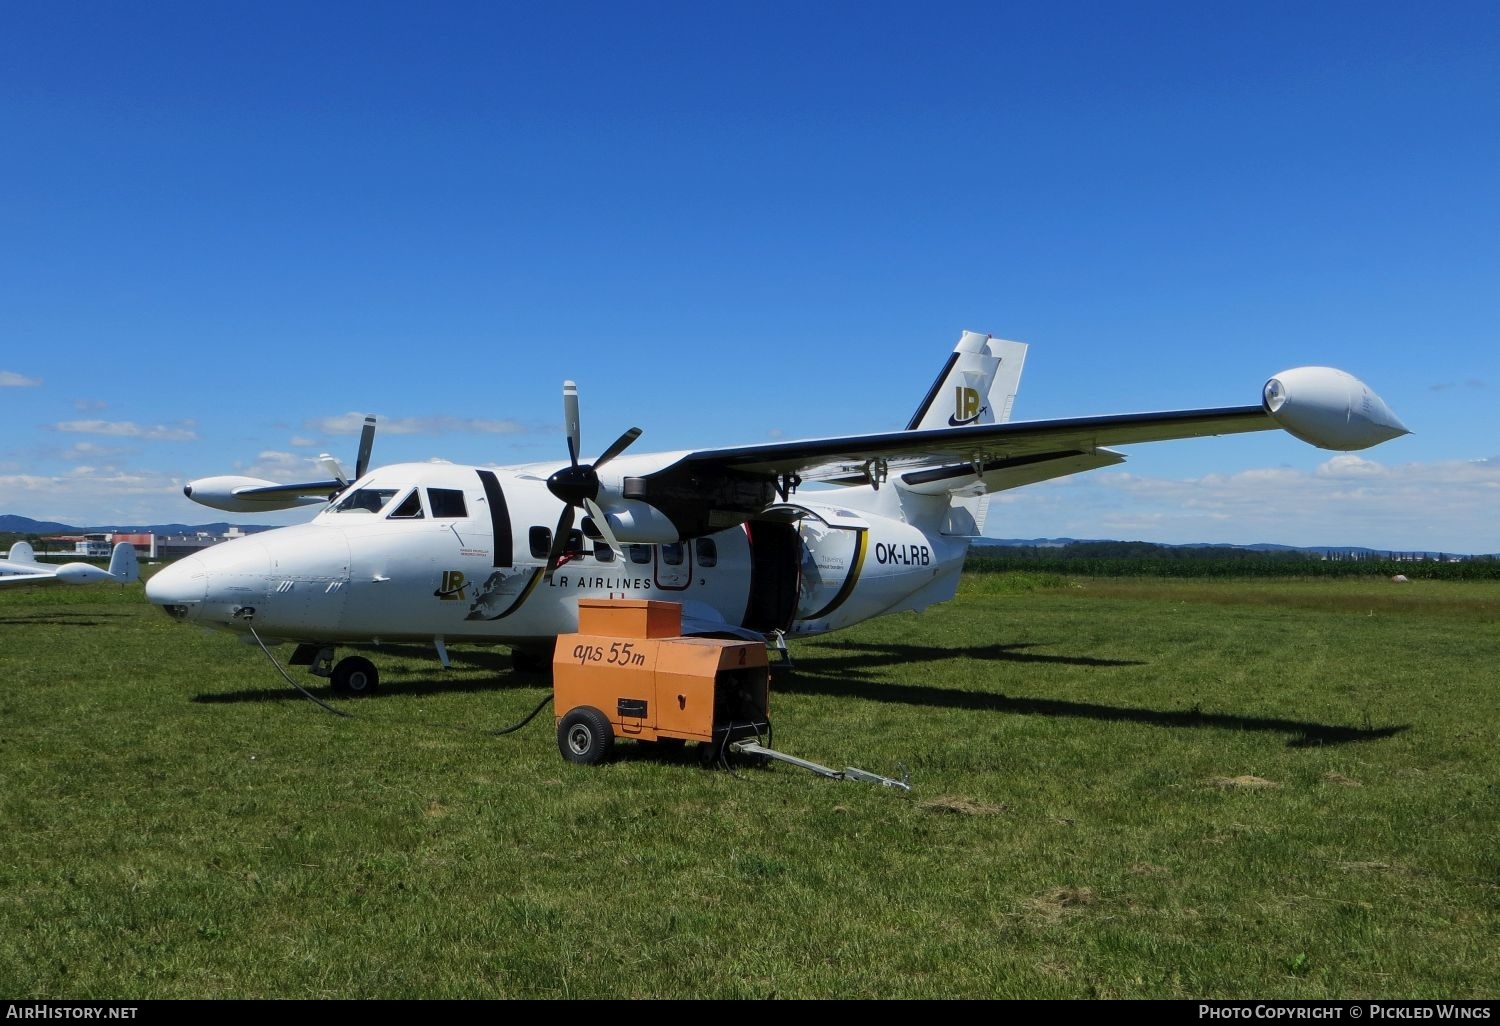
183;476;327;513
594;500;682;543
1263;367;1409;451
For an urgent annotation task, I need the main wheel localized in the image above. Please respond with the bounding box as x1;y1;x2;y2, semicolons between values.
330;656;379;697
558;706;614;765
510;646;553;675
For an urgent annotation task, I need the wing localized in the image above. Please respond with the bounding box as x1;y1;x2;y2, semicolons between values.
183;415;377;513
601;366;1407;538
181;476;342;513
0;566;61;585
676;404;1277;491
684;363;1407;488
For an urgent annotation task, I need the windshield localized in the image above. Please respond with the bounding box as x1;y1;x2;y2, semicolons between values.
330;486;401;514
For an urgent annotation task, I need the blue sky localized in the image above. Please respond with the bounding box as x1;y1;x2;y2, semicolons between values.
2;2;1495;553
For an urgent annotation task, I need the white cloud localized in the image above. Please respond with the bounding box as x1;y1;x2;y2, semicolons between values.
0;470;188;526
51;420;199;441
241;450;322;479
1317;454;1387;478
1;371;41;387
987;456;1498;553
305;412;530;436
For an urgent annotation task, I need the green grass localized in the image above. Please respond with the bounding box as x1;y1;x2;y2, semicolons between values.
1;572;1496;998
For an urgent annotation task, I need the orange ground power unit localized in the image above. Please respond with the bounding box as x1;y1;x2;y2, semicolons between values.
552;598;770;765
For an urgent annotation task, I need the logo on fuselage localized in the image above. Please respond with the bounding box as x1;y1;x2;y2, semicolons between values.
947;385;987;426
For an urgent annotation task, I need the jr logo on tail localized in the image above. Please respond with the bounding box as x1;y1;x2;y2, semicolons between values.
906;329;1029;431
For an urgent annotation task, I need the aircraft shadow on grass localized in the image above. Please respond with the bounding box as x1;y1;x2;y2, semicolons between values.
193;638;1408;748
779;641;1408;748
191;642;546;706
0;612;133;628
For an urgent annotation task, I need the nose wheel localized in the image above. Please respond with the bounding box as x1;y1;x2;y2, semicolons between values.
330;655;379;697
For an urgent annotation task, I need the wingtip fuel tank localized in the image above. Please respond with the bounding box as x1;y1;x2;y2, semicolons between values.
1263;367;1410;451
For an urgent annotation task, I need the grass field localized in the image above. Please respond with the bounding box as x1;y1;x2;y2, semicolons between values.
2;570;1496;999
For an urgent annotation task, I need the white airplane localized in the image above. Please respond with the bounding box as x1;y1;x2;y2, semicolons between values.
146;330;1409;695
0;540;140;587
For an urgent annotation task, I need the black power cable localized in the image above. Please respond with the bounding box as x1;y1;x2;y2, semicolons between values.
248;625;552;736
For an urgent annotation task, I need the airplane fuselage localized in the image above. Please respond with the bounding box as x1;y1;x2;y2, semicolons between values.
147;461;969;655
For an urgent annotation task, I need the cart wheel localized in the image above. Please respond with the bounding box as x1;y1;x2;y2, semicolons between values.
558;707;614;765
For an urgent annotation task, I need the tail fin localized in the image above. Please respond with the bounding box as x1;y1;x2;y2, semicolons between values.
905;330;1028;431
108;542;140;583
6;541;35;563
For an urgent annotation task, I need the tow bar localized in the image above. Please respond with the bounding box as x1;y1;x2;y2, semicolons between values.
730;738;911;792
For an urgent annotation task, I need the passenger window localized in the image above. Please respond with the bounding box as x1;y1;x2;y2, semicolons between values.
594;540;615;562
427;488;467;518
661;542;685;566
695;537;717;567
530;527;586;560
530;526;551;559
387;490;424;519
629;544;651;564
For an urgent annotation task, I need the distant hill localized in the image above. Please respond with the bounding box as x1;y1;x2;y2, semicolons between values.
972;537;1488;561
977;538;1480;560
0;514;275;536
984;537;1315;552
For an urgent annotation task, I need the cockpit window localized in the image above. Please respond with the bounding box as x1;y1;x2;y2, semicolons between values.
427;488;467;518
332;487;400;514
387;490;424;519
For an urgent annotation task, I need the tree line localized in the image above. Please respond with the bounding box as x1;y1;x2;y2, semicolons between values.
965;541;1500;580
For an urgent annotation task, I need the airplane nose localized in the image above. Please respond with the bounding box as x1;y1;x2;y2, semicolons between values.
145;556;208;620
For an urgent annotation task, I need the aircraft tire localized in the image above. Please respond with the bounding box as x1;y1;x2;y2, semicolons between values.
331;656;379;697
510;646;554;676
558;706;614;765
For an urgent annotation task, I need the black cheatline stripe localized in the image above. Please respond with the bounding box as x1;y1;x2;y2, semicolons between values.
804;528;869;622
476;469;512;568
904;351;960;430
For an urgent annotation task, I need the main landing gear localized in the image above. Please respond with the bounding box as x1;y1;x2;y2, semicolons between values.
290;645;381;697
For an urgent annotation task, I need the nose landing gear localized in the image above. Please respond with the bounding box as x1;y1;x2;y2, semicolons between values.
290;645;381;697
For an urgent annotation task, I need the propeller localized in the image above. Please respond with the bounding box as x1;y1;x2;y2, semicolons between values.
318;415;379;497
543;381;641;577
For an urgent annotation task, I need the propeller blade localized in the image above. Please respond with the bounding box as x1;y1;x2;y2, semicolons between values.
594;426;642;469
584;497;624;562
317;454;350;486
544;503;576;579
563;381;581;468
354;415;376;479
